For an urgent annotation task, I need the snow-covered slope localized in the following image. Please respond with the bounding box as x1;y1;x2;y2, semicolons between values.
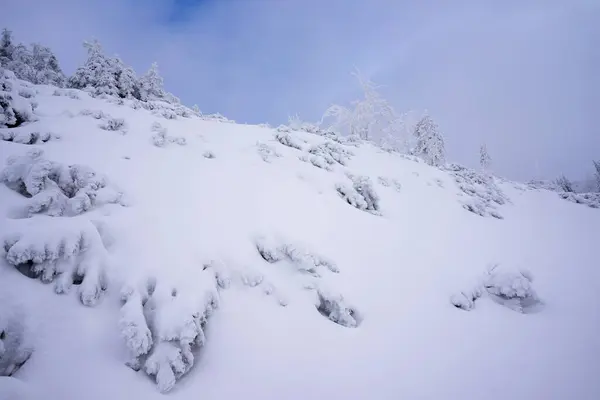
1;79;599;400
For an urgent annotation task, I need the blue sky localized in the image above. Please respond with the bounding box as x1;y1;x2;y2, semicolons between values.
1;0;598;181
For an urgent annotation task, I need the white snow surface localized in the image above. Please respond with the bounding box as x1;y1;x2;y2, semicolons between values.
1;82;599;399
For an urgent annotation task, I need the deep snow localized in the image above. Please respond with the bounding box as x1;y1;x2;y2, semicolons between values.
1;80;599;400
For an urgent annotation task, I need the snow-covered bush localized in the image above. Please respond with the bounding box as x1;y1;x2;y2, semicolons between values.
203;151;215;159
99;117;127;133
378;176;402;192
119;275;219;393
0;129;52;145
52;89;81;100
336;174;380;214
558;192;600;209
450;287;483;311
2;218;110;306
150;122;185;147
451;265;542;314
274;131;303;150
555;175;574;193
256;142;281;162
484;268;542;314
0;305;32;376
307;141;352;167
153;108;177;120
1;68;37;128
0;149;122;217
316;289;361;328
255;236;339;277
447;163;508;219
79;109;106;119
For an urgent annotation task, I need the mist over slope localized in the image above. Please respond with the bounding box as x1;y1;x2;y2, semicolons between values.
0;70;599;399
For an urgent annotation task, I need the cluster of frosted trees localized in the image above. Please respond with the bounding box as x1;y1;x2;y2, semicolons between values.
0;29;177;105
319;72;456;168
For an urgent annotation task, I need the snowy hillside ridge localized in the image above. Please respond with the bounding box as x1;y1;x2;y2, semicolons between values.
0;74;599;399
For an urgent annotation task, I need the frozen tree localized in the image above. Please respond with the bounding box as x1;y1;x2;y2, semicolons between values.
113;57;139;99
138;62;166;102
480;143;491;171
30;43;66;86
322;72;409;149
593;160;600;192
68;40;120;97
0;29;66;86
412;114;446;166
0;29;14;63
1;68;37;128
555;174;574;193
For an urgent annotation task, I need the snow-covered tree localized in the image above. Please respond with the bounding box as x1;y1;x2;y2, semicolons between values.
0;29;14;63
322;72;409;150
0;68;36;128
412;114;446;166
555;174;574;193
68;40;123;97
593;160;600;192
138;62;166;102
479;143;491;171
112;57;139;99
0;29;65;86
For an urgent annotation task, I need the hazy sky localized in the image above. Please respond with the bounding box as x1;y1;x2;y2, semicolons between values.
1;0;598;181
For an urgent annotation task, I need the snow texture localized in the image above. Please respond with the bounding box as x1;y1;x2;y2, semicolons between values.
0;70;598;400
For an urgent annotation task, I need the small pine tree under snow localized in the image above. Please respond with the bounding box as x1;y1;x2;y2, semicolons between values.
68;40;121;97
139;62;169;103
412;114;446;167
0;68;37;128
